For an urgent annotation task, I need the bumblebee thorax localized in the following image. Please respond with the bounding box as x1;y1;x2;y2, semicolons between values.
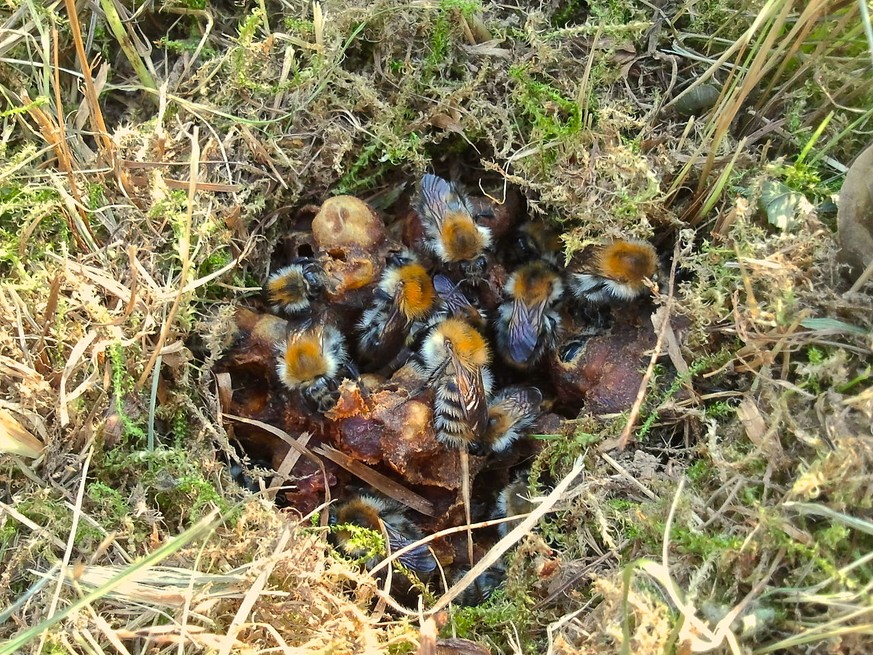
336;499;382;530
439;319;490;367
512;263;559;303
267;271;305;297
598;241;657;284
441;213;485;262
396;264;436;319
486;407;513;438
283;338;329;382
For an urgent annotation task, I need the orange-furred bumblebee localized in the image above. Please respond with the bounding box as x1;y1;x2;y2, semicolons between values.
357;252;436;366
568;239;658;303
265;257;326;314
495;260;563;367
417;318;493;449
332;494;437;579
276;322;350;413
483;386;543;453
413;174;493;277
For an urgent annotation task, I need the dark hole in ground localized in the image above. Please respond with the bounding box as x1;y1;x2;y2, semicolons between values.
211;157;678;609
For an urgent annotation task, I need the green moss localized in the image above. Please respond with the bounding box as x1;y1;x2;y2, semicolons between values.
157;36;217;58
532;422;602;484
16;492;103;549
330;523;384;565
284;17;314;34
86;481;133;532
101;447;228;524
551;0;588;27
0;181;70;273
509;64;581;145
449;589;538;654
107;342;147;443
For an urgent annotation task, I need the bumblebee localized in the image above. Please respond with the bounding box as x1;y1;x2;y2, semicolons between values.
494;475;536;537
265;257;325;314
568;239;658;303
502;219;563;267
495;260;563;368
332;495;437;579
482;386;543;453
276;322;349;412
418;318;493;449
357;252;436;366
413;174;492;274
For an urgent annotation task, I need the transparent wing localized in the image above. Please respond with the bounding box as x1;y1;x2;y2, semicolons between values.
507;298;545;363
384;523;437;575
450;348;489;439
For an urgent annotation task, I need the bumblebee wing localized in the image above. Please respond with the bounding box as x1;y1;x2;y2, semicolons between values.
492;386;543;417
434;274;474;317
433;273;458;297
507;298;545;363
370;303;405;361
384;523;437;575
450;349;489;439
417;174;469;227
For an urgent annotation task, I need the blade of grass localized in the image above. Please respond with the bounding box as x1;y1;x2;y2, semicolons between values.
97;0;157;94
0;510;222;655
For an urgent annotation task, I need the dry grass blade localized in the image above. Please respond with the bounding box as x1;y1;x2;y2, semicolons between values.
0;409;44;458
223;413;331;524
0;510;223;655
63;0;115;161
217;528;293;655
459;448;475;574
429;456;585;613
314;444;436;517
134;127;199;392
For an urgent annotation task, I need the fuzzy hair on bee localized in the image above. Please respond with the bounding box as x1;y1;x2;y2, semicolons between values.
332;495;436;577
276;323;349;412
494;476;537;537
357;252;436;365
495;260;563;367
502;220;563;267
413;174;493;267
482;386;543;453
417;318;494;449
265;258;326;314
569;239;658;303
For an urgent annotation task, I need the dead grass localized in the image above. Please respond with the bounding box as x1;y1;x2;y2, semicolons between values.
1;0;872;653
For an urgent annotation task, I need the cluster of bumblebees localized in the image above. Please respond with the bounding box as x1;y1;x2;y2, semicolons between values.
257;173;659;606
